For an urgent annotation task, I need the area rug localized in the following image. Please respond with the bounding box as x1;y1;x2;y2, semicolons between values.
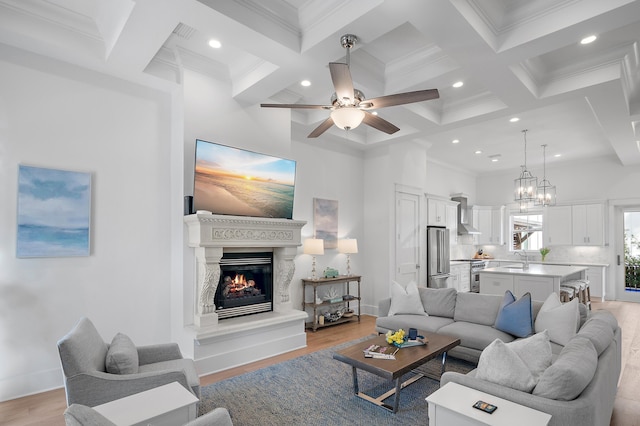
198;336;476;425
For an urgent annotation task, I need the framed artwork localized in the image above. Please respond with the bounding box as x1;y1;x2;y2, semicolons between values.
17;165;92;258
313;198;338;249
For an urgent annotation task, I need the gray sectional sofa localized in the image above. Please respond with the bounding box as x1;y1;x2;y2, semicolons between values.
375;287;621;426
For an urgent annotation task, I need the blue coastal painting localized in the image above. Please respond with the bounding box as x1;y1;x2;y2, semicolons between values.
17;165;91;257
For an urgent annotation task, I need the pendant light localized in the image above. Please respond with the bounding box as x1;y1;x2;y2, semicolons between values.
535;144;556;206
514;129;538;206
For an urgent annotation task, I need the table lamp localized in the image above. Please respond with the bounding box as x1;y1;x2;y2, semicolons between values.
338;238;358;276
303;238;324;279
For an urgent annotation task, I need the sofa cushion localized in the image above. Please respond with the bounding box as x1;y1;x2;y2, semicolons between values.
453;293;503;326
375;314;454;334
494;291;534;338
533;336;598;401
475;339;536;392
534;293;579;346
105;333;139;374
577;318;614;356
438;321;515;351
418;287;457;318
587;310;618;332
388;281;427;316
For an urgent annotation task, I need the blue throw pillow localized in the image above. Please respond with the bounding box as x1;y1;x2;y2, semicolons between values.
494;290;534;338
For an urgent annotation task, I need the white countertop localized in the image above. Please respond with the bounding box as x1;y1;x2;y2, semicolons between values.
481;263;588;278
483;259;609;268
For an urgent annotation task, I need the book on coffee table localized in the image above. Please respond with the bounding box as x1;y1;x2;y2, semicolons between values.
363;344;399;359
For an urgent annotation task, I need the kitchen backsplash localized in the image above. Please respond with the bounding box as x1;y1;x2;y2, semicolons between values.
469;244;611;265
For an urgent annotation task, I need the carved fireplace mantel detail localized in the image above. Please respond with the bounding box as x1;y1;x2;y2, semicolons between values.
184;213;306;328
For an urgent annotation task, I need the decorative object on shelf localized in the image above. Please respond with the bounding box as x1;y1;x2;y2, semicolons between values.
514;129;538;212
323;286;340;302
535;144;557;206
338;238;358;276
303;238;324;279
324;309;343;322
313;198;338;249
323;267;339;278
540;247;550;262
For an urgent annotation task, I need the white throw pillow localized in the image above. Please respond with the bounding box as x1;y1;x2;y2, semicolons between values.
388;281;427;316
508;330;552;383
534;293;579;346
475;339;536;393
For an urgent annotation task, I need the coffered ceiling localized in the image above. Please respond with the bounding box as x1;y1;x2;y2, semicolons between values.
1;0;640;175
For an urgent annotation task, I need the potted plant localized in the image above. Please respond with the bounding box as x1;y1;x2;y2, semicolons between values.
540;247;550;262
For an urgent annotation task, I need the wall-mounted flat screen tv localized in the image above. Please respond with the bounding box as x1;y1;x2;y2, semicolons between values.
193;139;296;219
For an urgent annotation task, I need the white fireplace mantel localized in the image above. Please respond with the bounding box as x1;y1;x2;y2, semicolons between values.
183;213;306;327
183;213;308;374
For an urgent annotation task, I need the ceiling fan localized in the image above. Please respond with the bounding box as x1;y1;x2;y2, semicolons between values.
260;34;440;138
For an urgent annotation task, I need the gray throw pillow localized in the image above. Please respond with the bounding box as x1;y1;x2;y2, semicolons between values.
534;293;579;346
508;330;552;383
418;287;457;318
64;404;117;426
388;281;427;316
533;336;597;401
105;332;139;374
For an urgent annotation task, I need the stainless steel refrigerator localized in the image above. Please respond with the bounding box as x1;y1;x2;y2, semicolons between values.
427;226;451;288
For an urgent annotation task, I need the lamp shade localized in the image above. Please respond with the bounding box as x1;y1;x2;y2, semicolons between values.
303;238;324;255
338;238;358;254
330;108;365;130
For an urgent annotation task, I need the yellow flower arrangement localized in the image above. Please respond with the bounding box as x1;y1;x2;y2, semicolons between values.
385;328;406;345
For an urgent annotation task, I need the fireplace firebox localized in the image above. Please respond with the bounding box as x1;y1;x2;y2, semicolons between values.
215;252;273;319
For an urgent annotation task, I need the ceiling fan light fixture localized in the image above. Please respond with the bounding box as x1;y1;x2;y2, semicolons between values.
331;108;365;130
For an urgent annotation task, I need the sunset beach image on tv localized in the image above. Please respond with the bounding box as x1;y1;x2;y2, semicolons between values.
193;139;296;219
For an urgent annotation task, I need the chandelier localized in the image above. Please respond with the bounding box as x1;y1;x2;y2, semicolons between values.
535;144;556;206
514;129;537;208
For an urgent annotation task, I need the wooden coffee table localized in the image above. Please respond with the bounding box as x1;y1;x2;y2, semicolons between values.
333;331;460;413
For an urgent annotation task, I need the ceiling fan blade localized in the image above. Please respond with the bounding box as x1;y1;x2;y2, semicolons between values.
308;117;335;138
361;89;439;109
363;111;400;134
329;63;355;105
261;103;330;109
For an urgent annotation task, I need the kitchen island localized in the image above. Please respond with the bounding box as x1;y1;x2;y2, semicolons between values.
480;264;587;302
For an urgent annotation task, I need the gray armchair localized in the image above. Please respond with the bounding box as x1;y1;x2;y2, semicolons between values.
63;404;233;426
57;317;200;407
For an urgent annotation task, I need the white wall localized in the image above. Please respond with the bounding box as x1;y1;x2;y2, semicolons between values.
0;47;174;400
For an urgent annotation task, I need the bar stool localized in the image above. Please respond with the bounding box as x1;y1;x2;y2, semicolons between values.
559;286;575;303
561;280;591;310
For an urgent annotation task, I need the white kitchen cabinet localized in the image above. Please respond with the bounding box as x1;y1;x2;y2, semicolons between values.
585;266;605;298
427;198;447;226
514;276;555;302
572;203;605;246
427;195;459;245
544;205;572;246
480;273;513;296
472;206;505;246
450;263;470;293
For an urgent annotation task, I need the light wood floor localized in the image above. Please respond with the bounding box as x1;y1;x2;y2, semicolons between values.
1;299;639;426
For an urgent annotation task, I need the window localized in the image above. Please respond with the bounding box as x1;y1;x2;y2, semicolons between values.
510;210;543;251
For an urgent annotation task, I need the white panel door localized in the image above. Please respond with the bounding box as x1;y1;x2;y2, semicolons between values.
396;190;421;286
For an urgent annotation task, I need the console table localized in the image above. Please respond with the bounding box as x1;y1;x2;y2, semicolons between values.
302;275;361;331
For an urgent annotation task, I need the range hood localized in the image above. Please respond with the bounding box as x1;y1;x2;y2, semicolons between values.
451;195;481;235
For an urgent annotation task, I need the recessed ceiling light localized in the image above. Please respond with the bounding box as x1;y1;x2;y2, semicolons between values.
372;111;378;116
300;80;311;87
510;117;520;123
452;81;464;88
208;39;222;49
581;35;597;45
475;150;482;155
452;139;460;144
491;158;499;162
554;153;562;158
